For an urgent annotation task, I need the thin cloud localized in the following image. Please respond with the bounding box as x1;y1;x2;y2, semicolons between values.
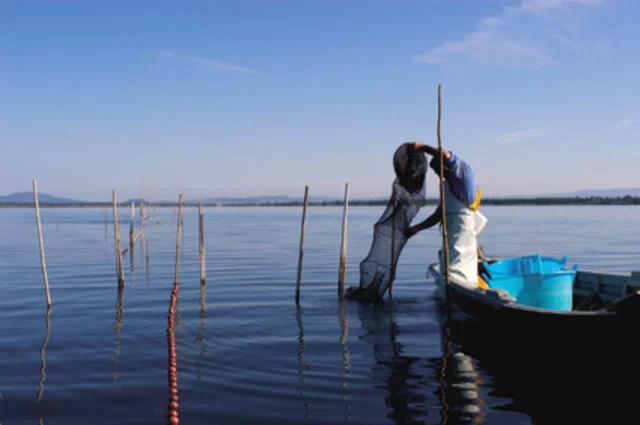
497;128;547;144
413;0;610;69
157;49;176;58
414;30;553;69
595;41;609;54
615;119;634;133
151;50;257;75
521;0;608;13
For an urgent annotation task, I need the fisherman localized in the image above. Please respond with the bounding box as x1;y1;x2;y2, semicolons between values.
404;141;488;290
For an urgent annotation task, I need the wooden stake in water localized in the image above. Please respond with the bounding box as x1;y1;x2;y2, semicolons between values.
140;183;144;226
437;85;451;305
174;193;184;284
129;201;135;261
338;182;349;298
199;201;206;286
104;207;108;241
296;185;309;306
112;190;125;286
33;179;51;307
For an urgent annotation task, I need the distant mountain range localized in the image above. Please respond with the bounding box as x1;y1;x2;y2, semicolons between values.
1;188;640;205
0;192;341;205
189;195;340;204
557;188;640;198
122;196;341;205
494;188;640;199
0;192;82;204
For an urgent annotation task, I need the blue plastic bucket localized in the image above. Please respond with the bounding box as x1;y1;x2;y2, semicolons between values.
485;254;568;276
483;255;576;311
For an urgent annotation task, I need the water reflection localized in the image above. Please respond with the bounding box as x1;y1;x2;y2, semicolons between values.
139;232;144;272
130;258;136;287
129;237;136;287
356;303;426;425
145;239;150;285
111;285;124;380
200;283;206;318
434;302;626;425
129;235;135;275
338;301;352;419
434;308;486;425
37;306;52;403
295;307;311;420
195;284;207;382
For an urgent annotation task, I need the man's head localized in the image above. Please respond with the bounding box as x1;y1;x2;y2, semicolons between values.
393;142;427;192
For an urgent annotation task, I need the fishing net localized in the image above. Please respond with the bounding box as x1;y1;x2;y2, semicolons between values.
346;143;427;303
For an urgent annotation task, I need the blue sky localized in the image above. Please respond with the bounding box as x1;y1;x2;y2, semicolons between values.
1;0;639;201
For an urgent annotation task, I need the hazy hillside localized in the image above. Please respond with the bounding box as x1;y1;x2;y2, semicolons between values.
0;192;82;204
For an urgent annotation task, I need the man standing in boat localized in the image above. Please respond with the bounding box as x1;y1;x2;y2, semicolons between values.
404;142;488;290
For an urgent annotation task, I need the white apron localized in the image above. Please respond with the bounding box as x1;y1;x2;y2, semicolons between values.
439;183;487;290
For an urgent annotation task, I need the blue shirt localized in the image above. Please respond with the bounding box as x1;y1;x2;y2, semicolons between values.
444;151;478;206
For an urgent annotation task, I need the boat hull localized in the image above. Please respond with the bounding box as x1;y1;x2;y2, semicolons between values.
427;263;635;353
429;263;639;424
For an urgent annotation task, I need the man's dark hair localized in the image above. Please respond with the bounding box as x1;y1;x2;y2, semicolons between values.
393;142;427;193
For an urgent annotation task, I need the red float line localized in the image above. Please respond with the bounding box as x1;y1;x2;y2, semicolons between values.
167;281;179;425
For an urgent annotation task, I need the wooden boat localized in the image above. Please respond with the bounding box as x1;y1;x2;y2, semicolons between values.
427;256;640;369
428;260;640;329
429;258;640;424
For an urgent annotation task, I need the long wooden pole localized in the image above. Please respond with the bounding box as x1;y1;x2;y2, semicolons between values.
437;84;451;305
199;201;206;286
33;179;51;307
130;201;135;262
140;183;144;227
296;185;309;306
338;182;349;298
175;193;184;284
112;190;124;286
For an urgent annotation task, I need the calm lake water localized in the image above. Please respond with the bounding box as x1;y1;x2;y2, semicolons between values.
0;205;638;425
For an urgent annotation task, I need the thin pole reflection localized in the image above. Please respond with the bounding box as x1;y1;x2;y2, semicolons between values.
296;307;311;420
200;283;206;319
145;239;150;285
112;285;124;380
357;304;426;425
130;241;136;288
196;284;207;382
338;300;352;420
37;306;52;403
139;232;144;273
439;318;452;425
437;306;485;425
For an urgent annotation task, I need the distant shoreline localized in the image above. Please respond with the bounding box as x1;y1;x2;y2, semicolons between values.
1;196;639;208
